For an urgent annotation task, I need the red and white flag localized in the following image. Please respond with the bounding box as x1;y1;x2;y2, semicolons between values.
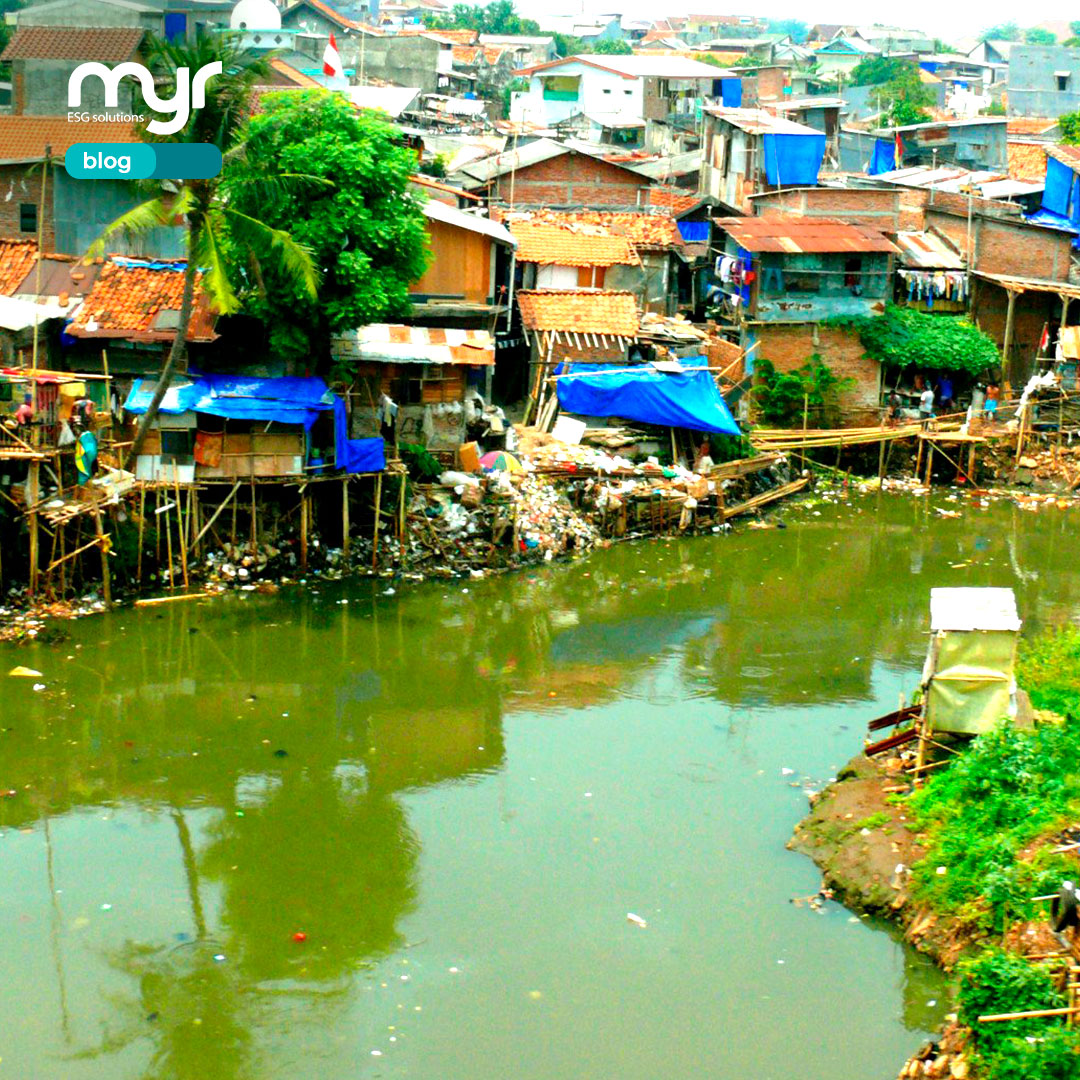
1039;323;1050;353
323;33;344;79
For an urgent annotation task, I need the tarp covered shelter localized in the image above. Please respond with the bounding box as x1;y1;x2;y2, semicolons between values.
123;374;385;473
921;587;1021;736
554;360;740;436
763;132;827;186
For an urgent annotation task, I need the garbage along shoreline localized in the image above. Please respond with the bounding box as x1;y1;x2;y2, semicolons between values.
0;435;800;643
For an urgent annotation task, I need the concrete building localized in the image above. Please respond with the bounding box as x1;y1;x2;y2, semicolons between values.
10;0;233;38
842;118;1009;175
509;54;729;131
699;108;827;214
1007;45;1080;118
281;0;384;78
812;35;879;78
477;35;555;68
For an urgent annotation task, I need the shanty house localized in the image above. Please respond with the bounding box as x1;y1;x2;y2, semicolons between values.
410;201;516;326
712;216;898;417
812;35;879;77
516;289;639;372
892;232;968;313
330;324;494;450
1007;46;1080;119
851;117;1009;175
699;108;827;214
507;217;639;292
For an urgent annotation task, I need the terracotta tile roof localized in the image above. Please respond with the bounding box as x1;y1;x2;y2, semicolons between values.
0;238;38;296
67;258;217;342
650;188;704;216
267;57;323;87
1008;140;1048;182
452;44;480;63
517;289;639;337
297;0;382;33
0;116;139;163
502;209;683;250
423;28;478;43
1007;117;1058;136
1;25;144;62
1049;145;1080;173
508;221;640;266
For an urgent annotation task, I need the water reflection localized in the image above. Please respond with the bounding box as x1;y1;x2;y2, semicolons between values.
1;493;1077;1079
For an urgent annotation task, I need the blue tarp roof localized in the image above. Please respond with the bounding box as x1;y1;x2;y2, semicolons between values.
554;360;740;436
123;374;385;473
762;132;826;187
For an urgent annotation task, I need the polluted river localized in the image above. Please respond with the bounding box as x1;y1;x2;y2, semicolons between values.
3;490;1078;1080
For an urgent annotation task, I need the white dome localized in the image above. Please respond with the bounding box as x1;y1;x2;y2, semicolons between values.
230;0;281;31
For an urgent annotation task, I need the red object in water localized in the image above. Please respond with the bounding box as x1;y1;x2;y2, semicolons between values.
292;931;308;943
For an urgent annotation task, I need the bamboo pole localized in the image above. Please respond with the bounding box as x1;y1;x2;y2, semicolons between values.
299;485;308;570
250;478;256;551
92;502;111;609
137;485;145;584
190;481;241;552
978;1007;1080;1023
28;460;40;597
342;476;350;556
397;471;406;541
371;472;383;570
165;496;176;592
173;476;189;591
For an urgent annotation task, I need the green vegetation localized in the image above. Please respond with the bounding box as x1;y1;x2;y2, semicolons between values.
590;39;632;55
223;89;430;371
984;100;1007;117
829;305;999;377
958;951;1080;1079
850;56;921;87
980;24;1021;42
1060;111;1080;146
751;355;854;427
1025;28;1057;45
849;59;933;126
428;0;539;35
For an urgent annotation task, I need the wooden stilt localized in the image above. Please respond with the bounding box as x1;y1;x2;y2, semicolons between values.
968;441;977;484
191;481;240;552
398;471;406;541
878;436;887;480
155;486;161;562
28;460;39;597
371;472;383;570
299;486;309;570
58;520;65;598
924;441;934;487
92;502;112;609
137;485;146;585
174;476;189;591
249;479;256;551
342;476;350;556
914;436;924;480
165;496;176;592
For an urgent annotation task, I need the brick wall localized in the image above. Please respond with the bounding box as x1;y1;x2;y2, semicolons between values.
972;279;1057;387
752;187;903;231
492;151;652;209
0;163;54;253
755;323;882;417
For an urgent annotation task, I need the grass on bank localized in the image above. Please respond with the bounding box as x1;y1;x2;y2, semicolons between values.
902;628;1080;1076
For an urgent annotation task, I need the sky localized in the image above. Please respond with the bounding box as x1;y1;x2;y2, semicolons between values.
516;3;1079;46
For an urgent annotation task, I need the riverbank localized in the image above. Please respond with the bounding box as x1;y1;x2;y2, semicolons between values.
791;629;1080;1080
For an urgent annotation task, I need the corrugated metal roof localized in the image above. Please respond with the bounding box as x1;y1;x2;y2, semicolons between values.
894;231;965;269
703;107;824;136
333;326;494;366
422;200;515;246
713;216;898;254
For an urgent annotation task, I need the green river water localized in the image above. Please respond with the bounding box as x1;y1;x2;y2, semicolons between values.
2;490;1078;1080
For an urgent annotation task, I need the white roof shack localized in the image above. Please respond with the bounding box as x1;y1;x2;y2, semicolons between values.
333;325;495;366
421;200;516;246
929;588;1022;633
517;53;733;80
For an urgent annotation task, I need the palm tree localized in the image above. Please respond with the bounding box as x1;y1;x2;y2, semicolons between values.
89;33;320;470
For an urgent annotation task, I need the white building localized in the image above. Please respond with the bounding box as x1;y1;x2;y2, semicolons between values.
509;54;731;130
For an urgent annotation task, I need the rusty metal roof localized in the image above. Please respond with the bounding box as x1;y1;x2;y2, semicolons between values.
713;216;898;255
1048;145;1080;173
893;231;965;270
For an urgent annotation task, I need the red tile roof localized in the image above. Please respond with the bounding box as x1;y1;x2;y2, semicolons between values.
502;209;683;249
508;221;640;266
1007;117;1058;136
0;238;38;296
0;116;139;163
295;0;382;33
67;258;217;342
1;25;144;62
1049;145;1080;173
713;216;898;254
1008;140;1047;182
517;289;639;337
650;188;704;216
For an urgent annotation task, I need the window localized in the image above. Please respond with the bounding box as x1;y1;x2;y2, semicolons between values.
542;75;580;101
19;203;36;233
1056;72;1072;92
603;88;611;94
160;428;196;464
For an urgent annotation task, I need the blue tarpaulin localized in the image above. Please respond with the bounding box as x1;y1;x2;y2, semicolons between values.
1042;156;1074;217
762;132;826;186
677;220;709;242
720;78;742;108
554;361;740;436
868;138;898;176
124;374;385;473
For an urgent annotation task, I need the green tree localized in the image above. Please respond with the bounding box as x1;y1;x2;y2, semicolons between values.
588;38;632;55
224;90;430;371
751;356;855;427
1024;27;1056;45
980;23;1021;42
852;60;934;126
93;33;318;467
850;56;922;86
552;33;585;57
767;18;808;43
1061;110;1080;145
428;1;539;35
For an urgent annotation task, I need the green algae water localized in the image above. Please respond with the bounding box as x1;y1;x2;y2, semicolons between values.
3;490;1076;1080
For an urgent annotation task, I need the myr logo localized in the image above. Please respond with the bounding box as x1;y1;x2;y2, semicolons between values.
68;61;221;136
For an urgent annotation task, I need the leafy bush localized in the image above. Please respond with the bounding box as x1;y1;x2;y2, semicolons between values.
1060;110;1080;147
1018;627;1080;718
829;305;999;376
983;1026;1080;1080
958;949;1065;1056
750;354;855;427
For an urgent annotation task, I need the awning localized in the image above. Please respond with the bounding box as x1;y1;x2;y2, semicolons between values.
333;325;495;366
554;360;740;436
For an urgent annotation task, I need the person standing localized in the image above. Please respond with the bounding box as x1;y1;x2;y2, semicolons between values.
919;384;935;426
